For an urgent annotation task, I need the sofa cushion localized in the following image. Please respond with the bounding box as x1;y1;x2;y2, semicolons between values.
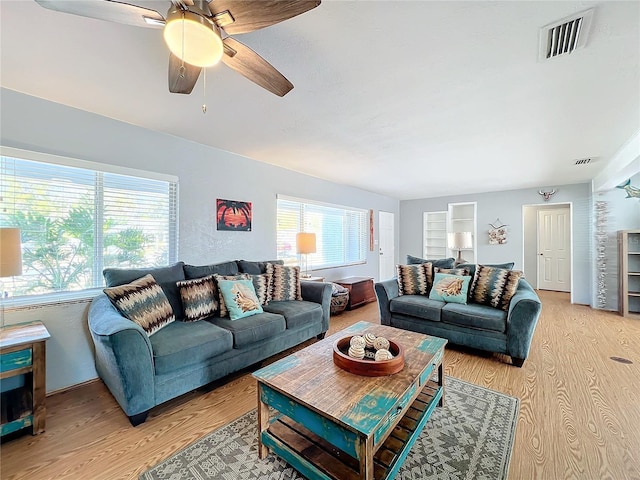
434;267;471;276
456;262;515;279
441;302;507;333
264;300;323;329
271;264;302;301
183;261;239;279
149;320;233;375
177;275;218;321
429;273;472;305
406;255;455;269
211;312;286;348
390;295;444;322
103;262;185;319
397;263;432;296
470;265;523;311
237;259;283;274
218;278;264;320
103;274;175;336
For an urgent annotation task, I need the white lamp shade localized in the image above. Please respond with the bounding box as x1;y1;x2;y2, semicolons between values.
296;232;317;254
448;232;473;250
0;228;23;277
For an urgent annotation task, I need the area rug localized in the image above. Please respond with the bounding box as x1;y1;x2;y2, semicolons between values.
140;377;519;480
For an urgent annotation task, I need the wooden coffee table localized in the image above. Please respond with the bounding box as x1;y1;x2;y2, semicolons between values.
253;321;447;480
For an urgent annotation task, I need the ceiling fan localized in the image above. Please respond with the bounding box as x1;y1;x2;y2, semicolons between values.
34;0;321;96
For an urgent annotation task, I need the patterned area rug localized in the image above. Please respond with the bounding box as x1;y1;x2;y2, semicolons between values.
140;377;518;480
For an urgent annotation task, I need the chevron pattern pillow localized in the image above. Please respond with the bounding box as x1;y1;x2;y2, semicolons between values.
434;266;471;276
270;264;302;301
470;265;523;311
397;263;433;296
177;275;218;321
104;274;175;335
250;271;273;306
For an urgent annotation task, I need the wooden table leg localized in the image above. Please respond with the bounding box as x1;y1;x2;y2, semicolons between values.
32;342;47;434
257;382;269;459
357;435;375;479
438;360;445;407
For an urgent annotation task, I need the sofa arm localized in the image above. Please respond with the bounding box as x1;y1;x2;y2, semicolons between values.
374;279;399;326
506;281;542;362
300;281;332;332
88;294;155;417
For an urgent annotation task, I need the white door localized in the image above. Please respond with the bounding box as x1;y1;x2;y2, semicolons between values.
537;208;571;292
379;211;395;281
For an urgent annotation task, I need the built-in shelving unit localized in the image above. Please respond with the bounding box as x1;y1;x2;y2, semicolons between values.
448;202;477;263
423;211;447;259
619;230;640;318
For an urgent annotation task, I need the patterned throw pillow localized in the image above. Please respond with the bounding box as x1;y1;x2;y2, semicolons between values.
428;273;471;304
251;271;273;306
470;265;523;311
396;263;432;296
176;275;218;321
434;267;470;276
104;274;175;335
217;279;263;320
270;264;302;301
213;273;250;317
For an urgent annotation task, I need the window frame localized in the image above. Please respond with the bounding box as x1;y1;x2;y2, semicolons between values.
0;146;179;303
276;194;368;271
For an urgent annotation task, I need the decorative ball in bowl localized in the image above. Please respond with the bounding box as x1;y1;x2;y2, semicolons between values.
333;335;405;376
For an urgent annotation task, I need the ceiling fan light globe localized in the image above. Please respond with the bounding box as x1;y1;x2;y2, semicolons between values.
163;11;223;68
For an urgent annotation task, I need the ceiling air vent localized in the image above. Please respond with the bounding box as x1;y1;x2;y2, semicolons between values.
574;158;595;166
539;9;594;61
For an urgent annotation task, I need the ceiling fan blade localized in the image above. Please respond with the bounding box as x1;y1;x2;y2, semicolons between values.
222;37;293;97
34;0;165;28
208;0;320;35
168;53;202;94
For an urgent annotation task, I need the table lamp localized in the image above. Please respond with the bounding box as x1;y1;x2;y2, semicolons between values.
0;228;23;327
296;232;316;278
448;232;473;266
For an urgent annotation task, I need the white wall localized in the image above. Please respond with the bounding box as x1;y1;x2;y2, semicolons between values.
400;184;592;305
0;88;400;392
591;172;640;310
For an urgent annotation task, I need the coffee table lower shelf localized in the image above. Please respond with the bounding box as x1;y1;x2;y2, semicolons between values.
261;381;442;480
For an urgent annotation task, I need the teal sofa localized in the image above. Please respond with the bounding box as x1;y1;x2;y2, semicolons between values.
88;260;331;426
375;257;542;367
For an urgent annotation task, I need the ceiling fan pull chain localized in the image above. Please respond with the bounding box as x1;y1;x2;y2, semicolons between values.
202;68;207;114
179;11;186;78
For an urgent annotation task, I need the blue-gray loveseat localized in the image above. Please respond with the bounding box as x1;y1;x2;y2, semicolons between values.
375;256;542;367
88;260;331;425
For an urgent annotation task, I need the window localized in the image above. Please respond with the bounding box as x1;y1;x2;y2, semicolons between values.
0;147;178;297
276;195;367;270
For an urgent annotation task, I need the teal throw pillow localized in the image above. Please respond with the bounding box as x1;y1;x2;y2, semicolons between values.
217;279;263;320
428;273;471;305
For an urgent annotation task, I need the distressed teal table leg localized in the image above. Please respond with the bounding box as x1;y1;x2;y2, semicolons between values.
438;361;445;407
257;382;269;459
357;435;375;479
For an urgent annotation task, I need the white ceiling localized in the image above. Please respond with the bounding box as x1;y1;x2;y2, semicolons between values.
1;1;639;200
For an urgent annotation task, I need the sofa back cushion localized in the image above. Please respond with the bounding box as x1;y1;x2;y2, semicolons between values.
470;265;523;311
183;261;239;279
103;262;185;319
397;263;432;296
103;274;175;335
406;255;455;269
237;259;283;274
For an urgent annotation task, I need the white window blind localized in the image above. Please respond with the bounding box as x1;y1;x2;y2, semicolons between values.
0;148;178;297
276;196;367;270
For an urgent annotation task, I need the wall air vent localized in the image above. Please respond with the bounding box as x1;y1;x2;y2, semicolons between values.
539;9;594;61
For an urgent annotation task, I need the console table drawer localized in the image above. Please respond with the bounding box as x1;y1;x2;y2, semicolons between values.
0;348;32;374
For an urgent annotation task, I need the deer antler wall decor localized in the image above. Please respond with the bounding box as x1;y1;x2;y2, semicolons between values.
538;189;557;201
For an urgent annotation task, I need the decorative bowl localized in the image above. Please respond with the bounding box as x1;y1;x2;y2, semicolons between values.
333;336;405;376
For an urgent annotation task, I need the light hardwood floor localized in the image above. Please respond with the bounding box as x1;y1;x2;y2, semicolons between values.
1;290;639;480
